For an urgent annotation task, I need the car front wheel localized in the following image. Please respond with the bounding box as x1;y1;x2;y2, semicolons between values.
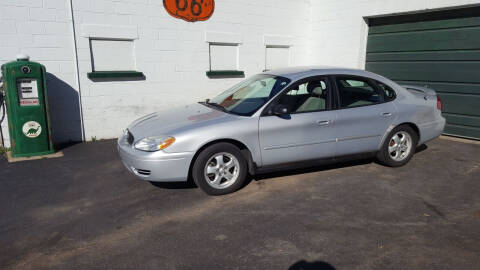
192;143;247;195
377;125;418;167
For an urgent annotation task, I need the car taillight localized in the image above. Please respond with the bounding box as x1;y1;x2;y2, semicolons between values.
437;96;443;111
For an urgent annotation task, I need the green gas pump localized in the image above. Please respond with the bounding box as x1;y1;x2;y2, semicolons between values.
0;54;54;157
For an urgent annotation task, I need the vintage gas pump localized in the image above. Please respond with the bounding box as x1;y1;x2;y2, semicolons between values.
0;54;54;157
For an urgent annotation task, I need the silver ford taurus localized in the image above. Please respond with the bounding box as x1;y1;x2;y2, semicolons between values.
118;67;445;195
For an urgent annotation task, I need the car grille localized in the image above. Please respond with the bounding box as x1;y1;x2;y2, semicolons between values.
126;130;134;145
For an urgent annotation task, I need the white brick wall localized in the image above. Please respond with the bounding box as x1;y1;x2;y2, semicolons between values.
309;0;480;69
0;0;477;148
0;0;79;148
71;0;312;141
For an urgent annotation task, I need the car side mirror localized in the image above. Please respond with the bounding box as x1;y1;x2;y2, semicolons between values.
272;104;289;115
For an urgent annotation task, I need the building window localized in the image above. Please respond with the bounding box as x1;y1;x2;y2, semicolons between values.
90;39;134;71
265;45;290;71
207;43;244;78
87;39;143;79
210;43;237;70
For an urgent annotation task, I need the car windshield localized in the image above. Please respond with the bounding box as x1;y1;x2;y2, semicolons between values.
206;74;291;116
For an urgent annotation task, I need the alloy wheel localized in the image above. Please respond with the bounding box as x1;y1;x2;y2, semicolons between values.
204;152;240;189
388;131;413;162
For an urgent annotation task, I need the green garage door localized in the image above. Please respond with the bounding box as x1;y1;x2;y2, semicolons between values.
366;7;480;139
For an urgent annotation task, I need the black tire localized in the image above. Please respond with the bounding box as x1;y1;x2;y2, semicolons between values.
377;125;418;167
192;143;247;195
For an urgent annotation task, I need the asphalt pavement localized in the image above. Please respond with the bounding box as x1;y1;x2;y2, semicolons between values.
0;137;479;270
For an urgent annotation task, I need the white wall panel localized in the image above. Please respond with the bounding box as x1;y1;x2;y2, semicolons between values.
90;39;135;71
266;46;290;70
210;44;238;71
0;0;80;147
309;0;480;69
70;0;313;141
2;0;476;145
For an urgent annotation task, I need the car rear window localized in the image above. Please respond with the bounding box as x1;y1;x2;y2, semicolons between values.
375;81;396;102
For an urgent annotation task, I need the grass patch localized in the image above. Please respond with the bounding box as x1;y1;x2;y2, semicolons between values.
0;146;10;154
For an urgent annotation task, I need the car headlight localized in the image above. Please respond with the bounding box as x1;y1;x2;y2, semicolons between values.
134;136;175;152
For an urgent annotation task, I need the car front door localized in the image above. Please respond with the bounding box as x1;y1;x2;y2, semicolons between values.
258;77;337;166
332;75;397;156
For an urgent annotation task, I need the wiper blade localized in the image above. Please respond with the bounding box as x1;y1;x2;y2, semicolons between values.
207;102;229;113
199;101;231;113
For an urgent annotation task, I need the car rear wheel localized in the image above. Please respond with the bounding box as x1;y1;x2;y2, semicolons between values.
192;143;247;195
377;125;418;167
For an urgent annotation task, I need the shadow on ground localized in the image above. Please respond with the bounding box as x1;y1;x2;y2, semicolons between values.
289;260;336;270
149;144;429;190
149;180;197;189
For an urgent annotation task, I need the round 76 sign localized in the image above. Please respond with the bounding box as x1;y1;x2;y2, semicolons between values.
163;0;215;22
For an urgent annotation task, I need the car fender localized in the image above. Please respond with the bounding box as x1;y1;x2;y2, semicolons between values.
165;116;263;167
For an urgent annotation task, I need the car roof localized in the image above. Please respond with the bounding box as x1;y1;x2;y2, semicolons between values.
262;66;385;82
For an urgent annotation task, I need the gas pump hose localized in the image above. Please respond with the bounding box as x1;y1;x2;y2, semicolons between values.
0;76;5;147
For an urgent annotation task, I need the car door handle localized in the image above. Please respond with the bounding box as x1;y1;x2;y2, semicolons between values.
316;120;331;126
381;112;392;117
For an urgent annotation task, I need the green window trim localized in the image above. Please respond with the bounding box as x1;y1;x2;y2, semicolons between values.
206;70;245;78
87;71;144;79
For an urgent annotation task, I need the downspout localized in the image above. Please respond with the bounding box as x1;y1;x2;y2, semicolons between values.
68;0;86;141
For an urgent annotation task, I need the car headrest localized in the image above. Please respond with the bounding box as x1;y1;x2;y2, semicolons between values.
312;86;324;96
307;83;321;93
307;82;325;96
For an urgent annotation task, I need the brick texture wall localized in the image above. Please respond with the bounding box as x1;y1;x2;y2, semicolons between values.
309;0;480;69
71;0;312;141
1;0;478;147
0;0;79;147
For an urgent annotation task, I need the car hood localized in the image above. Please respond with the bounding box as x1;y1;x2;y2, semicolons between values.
127;103;233;140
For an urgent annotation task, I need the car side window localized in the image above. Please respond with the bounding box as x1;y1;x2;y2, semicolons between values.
336;77;384;108
277;79;329;113
375;81;396;101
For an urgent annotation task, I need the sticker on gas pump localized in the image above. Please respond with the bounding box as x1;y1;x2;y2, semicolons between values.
22;121;42;138
19;99;39;106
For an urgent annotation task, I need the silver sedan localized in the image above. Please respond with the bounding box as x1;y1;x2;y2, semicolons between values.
118;67;445;195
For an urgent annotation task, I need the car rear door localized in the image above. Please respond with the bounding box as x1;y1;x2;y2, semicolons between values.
258;76;337;166
332;75;397;156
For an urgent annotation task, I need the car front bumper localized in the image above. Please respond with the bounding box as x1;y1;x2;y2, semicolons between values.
117;137;194;182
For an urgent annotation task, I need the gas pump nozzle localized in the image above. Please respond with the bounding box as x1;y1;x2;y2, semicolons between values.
0;76;5;108
0;76;4;106
0;76;3;94
0;75;5;120
0;76;5;147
